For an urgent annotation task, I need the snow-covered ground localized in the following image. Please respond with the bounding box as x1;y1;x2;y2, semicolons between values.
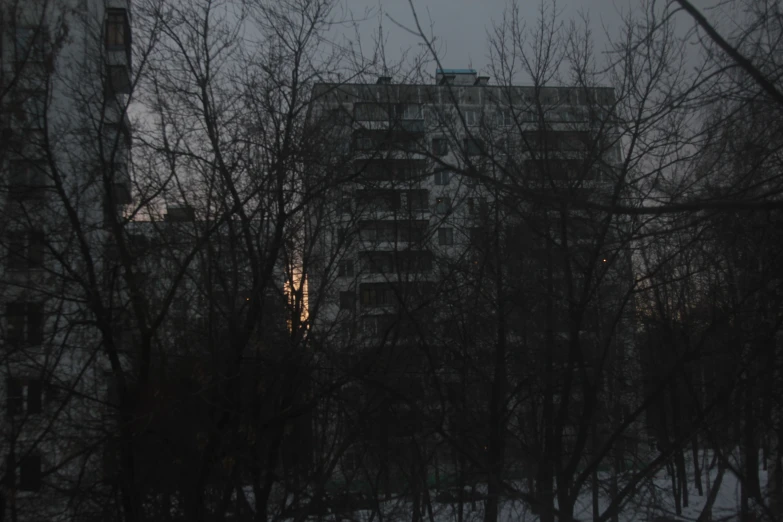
244;452;772;521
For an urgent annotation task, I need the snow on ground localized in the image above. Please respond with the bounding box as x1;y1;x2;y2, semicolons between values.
244;452;769;521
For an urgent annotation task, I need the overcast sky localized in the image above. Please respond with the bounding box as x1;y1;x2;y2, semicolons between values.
337;0;739;83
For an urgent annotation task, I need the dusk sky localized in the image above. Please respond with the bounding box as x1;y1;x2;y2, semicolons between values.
336;0;740;83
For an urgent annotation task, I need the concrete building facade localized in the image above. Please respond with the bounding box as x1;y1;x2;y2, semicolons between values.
306;69;634;489
1;0;132;519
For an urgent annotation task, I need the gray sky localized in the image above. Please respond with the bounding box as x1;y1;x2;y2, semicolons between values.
339;0;737;83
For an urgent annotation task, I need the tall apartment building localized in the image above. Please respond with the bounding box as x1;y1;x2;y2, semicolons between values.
1;0;132;519
307;70;633;489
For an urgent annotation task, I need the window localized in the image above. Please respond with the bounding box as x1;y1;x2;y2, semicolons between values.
8;160;48;200
398;221;427;243
356;190;400;212
432;138;448;157
406;190;429;211
360;283;396;307
435;197;451;214
497;110;513;127
438;228;454;246
15;27;46;63
5;302;44;345
396;251;433;272
17;92;46;129
339;291;355;310
463;137;483;156
359;221;395;242
399;104;422;120
361;252;394;273
469;227;488;250
433;170;450;185
7;230;45;270
466;197;488;216
105;10;129;49
6;455;42;491
7;377;43;415
464;110;479;126
336;227;350;244
337;192;352;214
338;260;354;277
353;133;375;151
354;103;389;121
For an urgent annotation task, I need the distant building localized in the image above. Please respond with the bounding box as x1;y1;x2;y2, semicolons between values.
306;69;634;488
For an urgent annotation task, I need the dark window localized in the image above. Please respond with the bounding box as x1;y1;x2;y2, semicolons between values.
7;230;45;270
8;160;47;199
359;221;395;242
105;10;128;48
438;228;454;246
337;194;352;214
338;260;354;277
360;283;396;307
19;455;42;491
435;197;451;214
361;252;394;273
432;137;448;156
466;197;488;216
5;302;44;345
463;137;484;156
356;190;400;212
15;27;46;63
336;227;351;244
396;251;433;272
398;221;427;243
433;170;450;185
469;227;489;250
497;110;513;126
15;92;46;129
7;377;43;415
339;291;355;310
354;103;390;121
406;190;429;211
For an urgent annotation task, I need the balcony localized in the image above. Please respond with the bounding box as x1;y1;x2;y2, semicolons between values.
105;9;131;95
109;163;131;204
107;64;131;95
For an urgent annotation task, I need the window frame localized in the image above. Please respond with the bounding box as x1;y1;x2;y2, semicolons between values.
7;229;45;270
337;260;354;277
105;9;129;50
432;137;448;157
438;227;454;246
5;302;44;346
339;291;355;310
7;377;43;416
435;196;451;214
433;170;450;185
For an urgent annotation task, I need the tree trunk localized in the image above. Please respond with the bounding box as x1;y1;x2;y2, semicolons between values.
692;436;703;496
675;448;689;508
696;458;725;522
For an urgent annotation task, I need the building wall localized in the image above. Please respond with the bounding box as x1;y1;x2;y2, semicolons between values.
306;72;632;485
1;0;133;519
